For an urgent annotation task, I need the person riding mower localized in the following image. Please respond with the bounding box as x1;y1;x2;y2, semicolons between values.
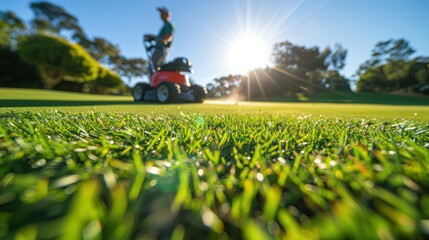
132;7;206;103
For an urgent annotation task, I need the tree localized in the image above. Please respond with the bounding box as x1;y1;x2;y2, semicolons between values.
0;11;26;29
273;41;327;76
0;47;40;88
356;38;415;77
76;66;123;94
205;83;216;98
206;75;240;98
0;11;39;88
323;70;351;91
81;37;120;63
324;43;348;91
355;39;426;93
372;39;415;63
0;11;26;49
356;66;387;92
411;57;429;85
96;66;122;87
113;57;147;84
18;33;99;89
30;1;84;37
29;2;148;86
327;43;347;71
271;41;330;92
0;20;10;48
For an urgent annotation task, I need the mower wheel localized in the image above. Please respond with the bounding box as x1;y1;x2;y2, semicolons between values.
132;83;150;101
156;82;180;103
191;85;206;103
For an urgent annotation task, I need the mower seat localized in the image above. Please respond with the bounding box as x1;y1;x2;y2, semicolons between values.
159;57;192;72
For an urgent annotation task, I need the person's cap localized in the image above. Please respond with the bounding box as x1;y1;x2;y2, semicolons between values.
157;7;170;14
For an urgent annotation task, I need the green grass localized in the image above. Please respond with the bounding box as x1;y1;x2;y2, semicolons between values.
262;91;429;105
1;88;429;120
1;88;429;239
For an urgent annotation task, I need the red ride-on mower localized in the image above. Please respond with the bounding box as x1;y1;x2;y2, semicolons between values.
132;34;206;103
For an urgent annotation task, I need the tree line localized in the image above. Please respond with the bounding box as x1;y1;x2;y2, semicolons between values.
1;2;428;98
207;39;429;99
0;2;146;94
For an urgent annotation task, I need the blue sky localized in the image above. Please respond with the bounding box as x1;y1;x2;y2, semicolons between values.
3;0;429;87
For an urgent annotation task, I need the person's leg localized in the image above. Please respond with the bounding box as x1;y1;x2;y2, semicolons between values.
151;48;166;69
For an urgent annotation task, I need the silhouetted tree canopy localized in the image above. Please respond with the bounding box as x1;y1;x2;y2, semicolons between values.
0;47;40;88
206;75;240;98
356;38;415;77
113;57;147;84
232;41;350;99
206;41;352;100
30;1;84;36
0;11;26;29
0;11;26;48
272;41;328;78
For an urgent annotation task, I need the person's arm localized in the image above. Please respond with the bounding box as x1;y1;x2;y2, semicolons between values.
156;23;174;45
157;34;173;44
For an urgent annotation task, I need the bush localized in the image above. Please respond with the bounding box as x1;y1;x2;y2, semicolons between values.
0;47;40;88
18;33;99;89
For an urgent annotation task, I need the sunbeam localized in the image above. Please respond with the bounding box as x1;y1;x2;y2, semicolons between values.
200;25;233;45
267;0;333;42
260;0;305;38
251;70;267;100
272;66;326;91
258;68;279;88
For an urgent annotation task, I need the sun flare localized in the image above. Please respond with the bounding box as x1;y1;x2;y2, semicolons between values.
228;34;270;74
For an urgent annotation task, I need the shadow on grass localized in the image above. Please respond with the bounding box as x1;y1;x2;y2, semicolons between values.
0;100;142;107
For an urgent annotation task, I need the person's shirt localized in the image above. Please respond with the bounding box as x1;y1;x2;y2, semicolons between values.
155;20;174;49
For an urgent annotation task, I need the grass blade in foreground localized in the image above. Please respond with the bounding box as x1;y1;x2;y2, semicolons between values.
0;111;428;239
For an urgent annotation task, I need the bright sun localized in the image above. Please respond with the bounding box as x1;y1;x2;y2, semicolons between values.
228;35;270;74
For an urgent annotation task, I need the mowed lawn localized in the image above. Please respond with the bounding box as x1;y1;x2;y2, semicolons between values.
1;88;429;120
1;88;429;239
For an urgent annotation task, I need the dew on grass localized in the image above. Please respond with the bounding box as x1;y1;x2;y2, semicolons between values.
314;158;322;165
256;173;264;182
277;157;286;165
195;116;205;126
161;161;172;168
53;175;80;188
31;159;46;168
373;164;384;172
87;146;98;151
2;109;429;238
74;148;86;152
199;182;209;191
150;180;157;187
146;166;161;175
